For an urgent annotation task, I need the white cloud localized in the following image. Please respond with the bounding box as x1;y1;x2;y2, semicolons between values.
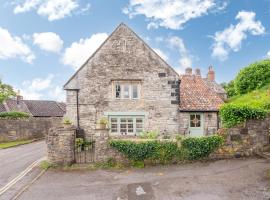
13;0;89;21
33;32;63;53
168;36;192;73
20;74;54;100
212;11;265;61
0;27;35;63
266;51;270;58
62;33;108;70
153;48;168;61
48;86;65;102
19;74;65;101
123;0;228;30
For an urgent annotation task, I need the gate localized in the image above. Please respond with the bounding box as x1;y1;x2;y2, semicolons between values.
75;137;95;163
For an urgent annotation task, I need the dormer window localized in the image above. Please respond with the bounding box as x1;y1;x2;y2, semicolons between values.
112;81;141;100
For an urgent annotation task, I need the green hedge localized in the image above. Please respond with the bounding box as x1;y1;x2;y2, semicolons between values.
220;104;268;128
235;59;270;95
110;135;223;164
181;135;224;160
0;111;30;119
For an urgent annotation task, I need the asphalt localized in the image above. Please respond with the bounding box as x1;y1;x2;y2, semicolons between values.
18;158;270;200
0;141;46;199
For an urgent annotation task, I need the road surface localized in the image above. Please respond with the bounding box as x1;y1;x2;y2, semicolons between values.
18;158;270;200
0;141;46;189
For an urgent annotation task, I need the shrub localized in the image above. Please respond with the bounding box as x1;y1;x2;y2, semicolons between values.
110;136;223;164
220;103;268;128
138;131;159;139
181;135;224;160
221;80;237;98
235;59;270;95
0;111;30;119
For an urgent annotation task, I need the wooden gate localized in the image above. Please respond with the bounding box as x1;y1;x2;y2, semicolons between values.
75;138;95;163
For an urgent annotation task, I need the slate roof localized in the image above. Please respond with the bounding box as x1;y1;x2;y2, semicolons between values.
203;78;227;95
179;75;225;111
0;99;66;117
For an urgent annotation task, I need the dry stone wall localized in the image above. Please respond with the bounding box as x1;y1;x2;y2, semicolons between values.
0;117;62;142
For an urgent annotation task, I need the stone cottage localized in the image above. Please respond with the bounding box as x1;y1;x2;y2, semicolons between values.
64;23;226;137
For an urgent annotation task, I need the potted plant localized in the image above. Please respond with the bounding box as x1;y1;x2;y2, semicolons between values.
98;117;108;129
63;118;72;125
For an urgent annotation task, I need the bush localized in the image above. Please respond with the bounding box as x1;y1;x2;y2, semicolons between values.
221;80;237;98
0;111;30;119
220;103;268;128
235;59;270;95
181;135;224;160
138;131;159;139
110;136;223;164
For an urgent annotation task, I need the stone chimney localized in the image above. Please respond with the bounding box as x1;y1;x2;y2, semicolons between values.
185;67;192;75
207;66;215;81
195;68;201;76
16;90;23;104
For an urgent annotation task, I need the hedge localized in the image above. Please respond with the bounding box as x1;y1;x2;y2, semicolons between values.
109;135;223;163
220;104;267;128
235;59;270;95
0;111;30;119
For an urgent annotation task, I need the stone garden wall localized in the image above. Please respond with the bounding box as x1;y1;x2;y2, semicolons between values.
47;117;270;166
0;117;62;142
211;117;270;159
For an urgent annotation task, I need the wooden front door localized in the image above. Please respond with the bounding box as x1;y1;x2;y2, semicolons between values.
189;113;204;137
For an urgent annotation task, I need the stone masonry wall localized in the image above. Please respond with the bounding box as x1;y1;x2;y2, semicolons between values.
211;117;270;159
179;112;218;135
65;24;180;137
0;117;62;142
47;125;76;165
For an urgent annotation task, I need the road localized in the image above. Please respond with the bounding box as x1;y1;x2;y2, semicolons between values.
0;141;46;189
18;158;270;200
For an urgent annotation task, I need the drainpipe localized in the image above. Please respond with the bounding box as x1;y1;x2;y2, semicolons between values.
217;111;220;130
75;89;80;128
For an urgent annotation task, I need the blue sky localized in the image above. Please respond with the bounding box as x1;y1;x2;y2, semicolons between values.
0;0;269;101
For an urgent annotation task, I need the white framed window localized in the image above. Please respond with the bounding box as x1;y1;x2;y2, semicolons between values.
109;116;144;135
113;82;140;100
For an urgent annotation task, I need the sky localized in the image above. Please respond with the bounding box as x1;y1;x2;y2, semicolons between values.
0;0;270;102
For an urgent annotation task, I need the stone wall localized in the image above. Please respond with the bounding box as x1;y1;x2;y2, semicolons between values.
0;117;62;142
211;117;270;159
179;112;218;135
64;24;180;137
47;125;76;165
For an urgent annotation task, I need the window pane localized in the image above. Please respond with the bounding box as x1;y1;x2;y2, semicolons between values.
132;85;138;99
110;118;118;133
123;85;130;98
190;115;201;127
115;84;121;99
136;118;143;133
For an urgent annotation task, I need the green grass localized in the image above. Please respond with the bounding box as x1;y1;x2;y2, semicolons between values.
0;139;34;149
39;160;57;170
228;83;270;110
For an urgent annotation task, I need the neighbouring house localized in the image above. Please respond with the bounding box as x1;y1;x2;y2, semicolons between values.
64;23;226;137
0;96;66;142
0;95;66;117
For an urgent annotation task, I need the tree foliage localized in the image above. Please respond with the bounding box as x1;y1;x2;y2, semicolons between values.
221;80;237;98
0;80;16;103
235;59;270;95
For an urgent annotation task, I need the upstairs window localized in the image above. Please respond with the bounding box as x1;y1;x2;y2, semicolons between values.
113;81;140;100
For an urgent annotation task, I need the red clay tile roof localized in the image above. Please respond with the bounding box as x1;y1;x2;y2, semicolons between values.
0;99;66;117
179;75;224;111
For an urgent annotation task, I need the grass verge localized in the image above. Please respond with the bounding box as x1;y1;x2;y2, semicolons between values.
0;139;34;149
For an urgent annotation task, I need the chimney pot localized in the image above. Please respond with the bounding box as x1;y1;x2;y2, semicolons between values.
185;67;192;75
195;68;201;76
207;65;215;81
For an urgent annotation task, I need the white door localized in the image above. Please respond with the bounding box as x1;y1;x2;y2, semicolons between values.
189;113;204;137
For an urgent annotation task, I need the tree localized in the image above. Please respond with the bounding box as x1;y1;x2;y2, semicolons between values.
221;80;237;98
0;80;16;103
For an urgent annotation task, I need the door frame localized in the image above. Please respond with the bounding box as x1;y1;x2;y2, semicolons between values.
188;113;204;137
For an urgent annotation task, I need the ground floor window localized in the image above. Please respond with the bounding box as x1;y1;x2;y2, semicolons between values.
190;114;202;127
109;116;144;135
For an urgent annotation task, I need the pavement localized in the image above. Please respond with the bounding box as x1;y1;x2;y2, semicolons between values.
0;141;46;199
17;158;270;200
